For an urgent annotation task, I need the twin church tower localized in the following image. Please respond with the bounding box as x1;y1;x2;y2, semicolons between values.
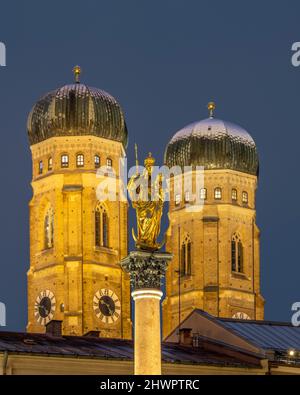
26;68;264;339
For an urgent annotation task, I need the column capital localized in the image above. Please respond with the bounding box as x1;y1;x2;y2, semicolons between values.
121;250;173;290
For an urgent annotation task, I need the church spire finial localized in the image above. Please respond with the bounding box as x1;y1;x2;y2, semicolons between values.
207;101;216;118
73;65;81;83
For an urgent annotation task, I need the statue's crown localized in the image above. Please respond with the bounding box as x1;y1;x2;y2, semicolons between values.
144;152;155;168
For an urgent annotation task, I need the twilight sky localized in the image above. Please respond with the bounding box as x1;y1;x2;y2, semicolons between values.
0;0;299;330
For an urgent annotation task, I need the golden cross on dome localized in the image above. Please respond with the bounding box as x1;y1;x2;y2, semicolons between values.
73;65;81;83
207;101;216;118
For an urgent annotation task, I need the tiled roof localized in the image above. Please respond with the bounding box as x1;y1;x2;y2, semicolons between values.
0;331;261;369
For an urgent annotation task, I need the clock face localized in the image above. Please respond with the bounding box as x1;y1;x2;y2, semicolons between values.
232;311;251;320
34;290;56;325
93;289;121;324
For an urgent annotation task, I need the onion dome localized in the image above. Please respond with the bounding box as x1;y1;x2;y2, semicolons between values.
27;66;128;147
164;102;258;176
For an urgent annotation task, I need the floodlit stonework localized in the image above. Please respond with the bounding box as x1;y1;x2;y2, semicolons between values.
26;73;131;338
162;109;264;339
24;70;268;375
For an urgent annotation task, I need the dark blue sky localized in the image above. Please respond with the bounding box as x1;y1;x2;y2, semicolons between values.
0;0;299;331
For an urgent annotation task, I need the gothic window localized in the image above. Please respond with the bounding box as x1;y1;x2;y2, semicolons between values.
200;188;207;200
184;191;190;203
231;239;236;271
76;154;84;167
175;194;181;206
102;211;108;247
94;155;100;169
95;204;109;248
44;207;54;249
180;235;192;276
232;188;237;201
242;191;248;204
61;154;69;168
181;243;186;274
187;241;191;275
48;157;53;171
95;210;100;247
38;160;43;175
231;233;243;273
237;240;243;272
214;187;222;200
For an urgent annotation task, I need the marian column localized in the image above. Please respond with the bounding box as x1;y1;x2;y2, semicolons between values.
121;251;171;374
121;152;172;375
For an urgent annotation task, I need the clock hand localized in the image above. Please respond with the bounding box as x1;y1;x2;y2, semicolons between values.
37;304;49;315
100;300;111;309
100;300;114;315
107;305;114;315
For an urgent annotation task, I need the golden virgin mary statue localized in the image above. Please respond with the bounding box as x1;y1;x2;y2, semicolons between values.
128;150;164;251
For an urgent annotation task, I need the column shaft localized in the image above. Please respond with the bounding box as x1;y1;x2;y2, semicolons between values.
132;289;163;375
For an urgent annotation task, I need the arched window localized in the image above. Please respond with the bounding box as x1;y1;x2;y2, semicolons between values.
61;154;69;168
175;194;181;206
231;233;243;273
214;187;222;200
44;207;54;249
106;158;112;170
95;204;109;248
184;191;190;203
180;235;192;276
76;154;84;167
102;211;108;247
95;210;100;247
48;157;53;171
232;188;237;201
200;188;207;200
94;155;100;169
242;191;248;204
38;161;43;175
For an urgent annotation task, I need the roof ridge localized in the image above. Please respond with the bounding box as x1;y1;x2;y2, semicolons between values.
218;317;297;327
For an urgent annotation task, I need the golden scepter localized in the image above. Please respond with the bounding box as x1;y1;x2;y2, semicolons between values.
134;143;139;175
